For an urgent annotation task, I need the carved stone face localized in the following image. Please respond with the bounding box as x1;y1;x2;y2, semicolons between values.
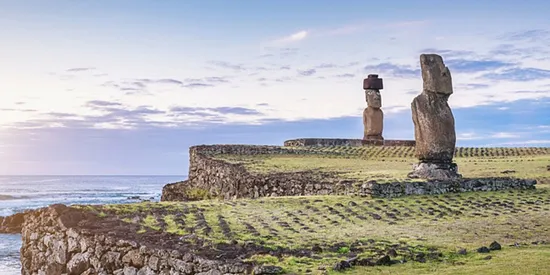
366;89;382;108
420;54;453;95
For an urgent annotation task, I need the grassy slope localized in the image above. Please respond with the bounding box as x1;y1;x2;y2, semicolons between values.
86;187;550;274
81;146;550;274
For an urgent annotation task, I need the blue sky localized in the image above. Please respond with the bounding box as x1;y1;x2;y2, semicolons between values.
0;1;549;175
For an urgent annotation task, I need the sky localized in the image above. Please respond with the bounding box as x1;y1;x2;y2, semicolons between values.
0;0;549;175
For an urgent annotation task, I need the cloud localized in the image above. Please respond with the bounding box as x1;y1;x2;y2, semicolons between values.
481;68;550;81
210;107;262;115
207;61;245;71
490;132;520;139
0;108;36;112
45;112;80;118
445;59;515;73
297;69;316;76
135;78;184;85
274;30;308;43
418;49;476;59
259;47;300;59
86;100;123;107
66;67;96;72
363;63;420;78
170;106;263;116
182;83;214;88
455;83;490;90
334;73;355;78
315;63;337;69
319;20;428;37
489;44;549;58
100;75;230;94
500;29;550;42
457;133;480;140
275;76;292;82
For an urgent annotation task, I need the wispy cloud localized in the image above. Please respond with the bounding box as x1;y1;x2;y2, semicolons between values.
66;67;96;72
273;30;308;44
268;20;428;45
481;68;550;81
457;132;483;141
208;61;245;71
456;83;490;90
499;29;550;42
297;69;316;76
87;100;123;107
490;132;520;139
445;59;515;73
363;63;420;78
418;49;476;59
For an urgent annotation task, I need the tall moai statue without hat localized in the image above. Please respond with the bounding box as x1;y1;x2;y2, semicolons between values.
362;74;384;141
408;54;461;180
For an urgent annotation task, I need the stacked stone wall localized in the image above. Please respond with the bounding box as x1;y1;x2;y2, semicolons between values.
283;138;415;147
20;204;251;275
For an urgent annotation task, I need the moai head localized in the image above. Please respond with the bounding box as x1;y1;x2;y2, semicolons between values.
420;54;453;95
366;89;382;108
363;74;383;108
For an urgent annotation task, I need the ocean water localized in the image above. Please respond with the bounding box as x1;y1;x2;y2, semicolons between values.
0;175;186;275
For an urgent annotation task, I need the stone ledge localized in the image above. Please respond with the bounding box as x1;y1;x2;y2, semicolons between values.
20;204;253;275
363;177;537;198
283;138;415;147
161;145;538;202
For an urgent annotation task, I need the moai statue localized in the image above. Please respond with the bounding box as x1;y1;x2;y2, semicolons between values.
362;74;384;141
408;54;461;180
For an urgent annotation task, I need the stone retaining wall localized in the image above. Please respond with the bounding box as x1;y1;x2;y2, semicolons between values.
161;145;537;202
283;138;415;147
365;177;537;198
20;204;252;275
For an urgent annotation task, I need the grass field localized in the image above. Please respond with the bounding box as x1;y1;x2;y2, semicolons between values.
213;146;550;184
78;146;550;274
83;186;550;274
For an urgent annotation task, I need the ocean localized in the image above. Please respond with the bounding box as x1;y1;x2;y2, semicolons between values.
0;175;186;275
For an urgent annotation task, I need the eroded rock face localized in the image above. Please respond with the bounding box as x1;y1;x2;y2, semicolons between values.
363;75;384;141
409;54;459;180
0;211;27;233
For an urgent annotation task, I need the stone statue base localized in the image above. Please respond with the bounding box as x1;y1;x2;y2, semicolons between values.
407;162;462;180
363;134;383;141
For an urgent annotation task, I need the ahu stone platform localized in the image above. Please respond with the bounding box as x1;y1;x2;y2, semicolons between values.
161;145;537;202
283;138;416;147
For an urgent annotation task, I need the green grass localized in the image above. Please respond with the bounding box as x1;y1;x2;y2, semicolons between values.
212;146;550;184
337;245;550;275
77;145;550;274
86;187;550;274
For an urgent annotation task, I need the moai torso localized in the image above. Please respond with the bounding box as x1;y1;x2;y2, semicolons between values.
411;54;456;163
362;75;384;141
363;94;384;140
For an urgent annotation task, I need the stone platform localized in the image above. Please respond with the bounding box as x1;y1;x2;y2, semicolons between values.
283;138;416;147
